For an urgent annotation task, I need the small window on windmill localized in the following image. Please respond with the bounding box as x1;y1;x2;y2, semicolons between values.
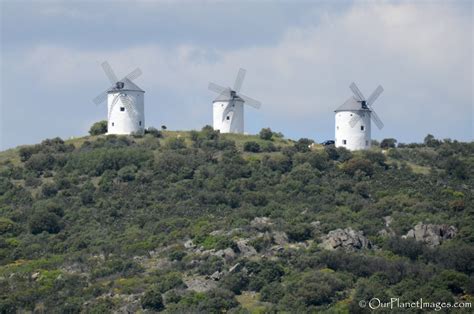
120;107;125;112
337;126;339;130
112;122;114;126
343;140;347;145
366;140;369;146
361;125;364;131
139;121;142;126
226;116;230;120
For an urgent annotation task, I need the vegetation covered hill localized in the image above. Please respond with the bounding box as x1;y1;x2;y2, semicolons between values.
0;125;473;313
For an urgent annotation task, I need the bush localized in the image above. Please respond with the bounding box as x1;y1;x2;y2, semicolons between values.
243;141;261;153
261;282;285;303
380;138;397;149
118;165;138;181
295;138;314;152
141;287;164;311
342;158;374;176
29;210;62;234
89;121;108;136
286;223;313;242
0;217;15;234
145;127;162;138
259;128;273;140
166;138;186;150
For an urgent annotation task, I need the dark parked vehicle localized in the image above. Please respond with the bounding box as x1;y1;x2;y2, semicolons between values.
322;140;335;146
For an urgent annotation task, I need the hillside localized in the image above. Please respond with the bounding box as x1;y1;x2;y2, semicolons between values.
0;126;473;313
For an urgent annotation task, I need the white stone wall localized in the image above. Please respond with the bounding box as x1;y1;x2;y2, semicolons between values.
213;99;244;133
107;91;145;135
335;110;371;151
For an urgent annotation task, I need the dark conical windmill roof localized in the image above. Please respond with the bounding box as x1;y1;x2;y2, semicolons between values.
335;96;369;112
107;78;145;93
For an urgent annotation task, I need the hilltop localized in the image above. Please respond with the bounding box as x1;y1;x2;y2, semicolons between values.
0;126;473;313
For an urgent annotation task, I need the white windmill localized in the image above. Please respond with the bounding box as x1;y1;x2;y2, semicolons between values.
335;82;384;151
93;61;145;135
208;68;261;134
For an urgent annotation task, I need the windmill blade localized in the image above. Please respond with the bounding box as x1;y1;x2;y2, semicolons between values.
222;104;234;122
233;68;246;93
108;94;120;120
101;61;118;85
125;68;142;82
208;82;228;95
366;85;384;106
349;82;365;101
120;94;138;117
370;110;384;129
349;114;362;128
93;90;109;105
239;93;261;109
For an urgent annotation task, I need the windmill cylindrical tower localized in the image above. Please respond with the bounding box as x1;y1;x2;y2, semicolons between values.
107;78;145;135
212;92;244;134
335;100;371;151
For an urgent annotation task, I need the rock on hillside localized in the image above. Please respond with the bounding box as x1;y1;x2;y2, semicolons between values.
321;228;372;251
403;223;457;247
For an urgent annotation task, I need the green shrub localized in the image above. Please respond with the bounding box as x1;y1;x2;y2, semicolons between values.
145;127;162;138
89;121;108;136
380;138;397;149
29;210;62;234
0;217;15;234
243;141;261;153
259;128;273;140
141;287;164;311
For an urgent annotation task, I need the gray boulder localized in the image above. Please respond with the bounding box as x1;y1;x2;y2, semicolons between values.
236;239;257;257
272;231;289;246
403;223;457;246
321;228;372;251
251;217;273;230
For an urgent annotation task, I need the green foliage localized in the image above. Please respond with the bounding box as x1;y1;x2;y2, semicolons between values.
294;138;314;152
141;286;164;311
342;158;374;176
0;217;16;234
29;210;62;234
243;141;261;153
145;127;162;138
89;120;108;136
165;137;186;150
259;128;273;140
380;138;397;149
0;132;472;312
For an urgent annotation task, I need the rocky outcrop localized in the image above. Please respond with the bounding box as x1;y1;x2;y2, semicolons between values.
184;276;217;292
212;248;236;260
272;231;289;246
321;228;371;251
236;239;257;257
251;217;273;230
403;223;457;246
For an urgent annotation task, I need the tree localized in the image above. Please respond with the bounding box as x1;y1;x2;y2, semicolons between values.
89;121;108;136
380;138;397;149
29;210;62;234
424;134;441;147
243;141;261;153
141;287;165;311
259;128;273;140
295;138;314;152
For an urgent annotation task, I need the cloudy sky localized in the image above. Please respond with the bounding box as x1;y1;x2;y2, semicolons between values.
0;0;472;150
